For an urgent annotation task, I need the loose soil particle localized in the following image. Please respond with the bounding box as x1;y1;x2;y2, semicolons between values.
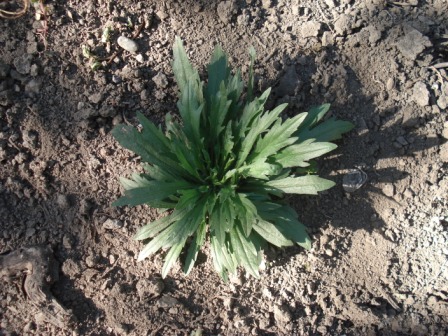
0;0;447;335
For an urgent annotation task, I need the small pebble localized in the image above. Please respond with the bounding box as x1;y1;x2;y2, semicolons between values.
117;36;139;53
103;218;123;230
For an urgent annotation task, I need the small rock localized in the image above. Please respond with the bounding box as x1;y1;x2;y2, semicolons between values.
102;218;123;230
62;258;81;277
157;294;178;308
396;136;408;146
63;235;73;249
382;183;395;197
439;143;448;162
135;54;144;63
136;277;165;299
111;75;122;84
117;36;139;53
25;79;42;94
56;194;70;208
85;255;96;268
88;92;103;104
442;122;448;140
0;63;10;78
396;26;431;61
13;54;33;75
217;1;236;24
25;228;36;238
321;31;334;46
334;14;353;36
325;249;333;257
324;0;335;8
365;25;382;45
30;64;39;77
273;304;291;324
437;94;447;110
301;21;322;38
386;78;395;91
155;10;169;20
152;72;168;89
261;0;272;9
412;81;430;107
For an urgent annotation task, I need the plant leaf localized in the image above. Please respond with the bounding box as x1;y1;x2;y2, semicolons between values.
258;205;312;250
274;140;337;168
253;219;293;247
173;36;197;94
113;180;192;207
184;220;207;275
162;240;186;278
266;175;335;195
230;226;260;278
297;117;354;142
250;112;307;162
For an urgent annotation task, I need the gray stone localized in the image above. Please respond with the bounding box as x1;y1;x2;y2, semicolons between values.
25;79;42;94
102;218;123;230
217;1;236;24
412;81;430;107
440;143;448;162
13;54;33;75
157;294;178;308
365;25;382;45
56;194;70;208
442;122;448;140
274;304;291;324
301;21;322;38
117;36;139;53
136;277;164;299
334;14;353;36
88;92;103;104
396;26;431;61
437;94;447;110
152;72;168;89
382;183;395;197
0;63;10;79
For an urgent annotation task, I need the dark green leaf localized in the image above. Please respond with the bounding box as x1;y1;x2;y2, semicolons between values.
230;226;260;278
253;219;293;247
113;180;192;207
274;140;337;168
297;118;354;142
162;240;186;278
184;220;206;275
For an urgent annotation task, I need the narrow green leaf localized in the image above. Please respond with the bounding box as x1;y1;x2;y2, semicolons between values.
297;118;354;142
162;240;186;278
247;46;256;103
173;36;197;94
296;103;331;133
250;112;307;162
184;221;206;275
113;180;192;207
235;193;257;237
274;140;337;168
266;175;335;195
134;209;187;240
236;102;287;168
230;226;260;278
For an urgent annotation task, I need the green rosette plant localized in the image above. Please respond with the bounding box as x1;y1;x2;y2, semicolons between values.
112;37;353;280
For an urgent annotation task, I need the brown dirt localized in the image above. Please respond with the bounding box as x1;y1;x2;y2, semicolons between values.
1;0;447;335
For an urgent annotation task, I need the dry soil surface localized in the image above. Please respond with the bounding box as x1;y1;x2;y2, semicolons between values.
0;0;448;335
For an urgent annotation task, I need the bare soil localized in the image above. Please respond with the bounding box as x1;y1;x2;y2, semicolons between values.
1;0;447;335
